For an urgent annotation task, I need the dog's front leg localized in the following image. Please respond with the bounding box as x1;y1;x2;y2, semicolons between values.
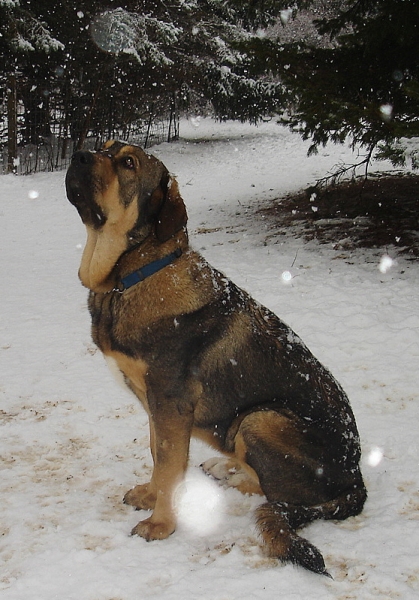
129;408;193;541
124;417;159;511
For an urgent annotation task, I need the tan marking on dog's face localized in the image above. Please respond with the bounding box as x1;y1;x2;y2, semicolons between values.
102;140;115;150
94;142;168;213
76;145;153;291
78;203;139;291
90;145;143;215
67;140;184;291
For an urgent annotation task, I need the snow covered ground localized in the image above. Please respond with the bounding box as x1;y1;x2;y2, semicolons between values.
1;119;418;599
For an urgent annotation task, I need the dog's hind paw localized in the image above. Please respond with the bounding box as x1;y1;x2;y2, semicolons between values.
201;457;262;495
201;457;238;482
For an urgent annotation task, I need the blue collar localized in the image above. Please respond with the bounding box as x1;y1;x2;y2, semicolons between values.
117;248;182;292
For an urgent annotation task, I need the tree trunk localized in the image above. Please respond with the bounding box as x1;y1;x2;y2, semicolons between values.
7;75;18;174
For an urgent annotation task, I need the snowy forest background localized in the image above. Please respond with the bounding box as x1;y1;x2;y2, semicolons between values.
2;1;419;174
1;2;419;598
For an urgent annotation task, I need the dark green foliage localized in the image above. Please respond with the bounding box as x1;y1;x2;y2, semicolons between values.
245;0;419;166
205;65;285;123
0;0;287;136
4;0;417;167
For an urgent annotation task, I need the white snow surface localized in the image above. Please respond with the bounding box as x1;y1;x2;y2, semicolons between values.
1;119;418;599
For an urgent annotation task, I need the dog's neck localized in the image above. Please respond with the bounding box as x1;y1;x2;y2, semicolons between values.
80;227;188;294
114;247;183;292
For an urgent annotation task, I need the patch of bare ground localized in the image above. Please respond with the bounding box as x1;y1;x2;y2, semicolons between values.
260;174;419;258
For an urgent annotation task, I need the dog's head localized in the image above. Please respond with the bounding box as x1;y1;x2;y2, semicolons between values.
66;140;187;243
65;141;187;291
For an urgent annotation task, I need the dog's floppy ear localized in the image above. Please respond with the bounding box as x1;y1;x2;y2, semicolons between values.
155;176;188;242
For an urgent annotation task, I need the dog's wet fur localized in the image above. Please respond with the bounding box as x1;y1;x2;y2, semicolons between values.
66;140;366;576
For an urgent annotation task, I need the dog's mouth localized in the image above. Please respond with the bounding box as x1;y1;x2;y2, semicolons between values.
66;181;106;228
66;152;107;229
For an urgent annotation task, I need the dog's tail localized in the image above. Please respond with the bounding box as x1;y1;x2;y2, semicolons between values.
255;485;367;576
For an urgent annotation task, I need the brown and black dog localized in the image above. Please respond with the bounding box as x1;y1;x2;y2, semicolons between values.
65;140;366;576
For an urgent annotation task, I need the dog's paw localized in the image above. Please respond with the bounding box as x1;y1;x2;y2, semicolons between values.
131;516;175;541
201;457;249;488
201;457;241;483
124;483;156;510
201;457;263;495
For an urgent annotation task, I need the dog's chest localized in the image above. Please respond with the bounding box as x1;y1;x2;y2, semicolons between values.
88;291;115;352
88;290;147;353
104;350;149;408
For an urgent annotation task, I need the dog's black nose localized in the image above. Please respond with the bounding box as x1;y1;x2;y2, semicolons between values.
71;150;94;166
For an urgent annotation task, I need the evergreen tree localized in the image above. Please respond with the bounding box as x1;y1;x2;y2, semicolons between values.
0;0;63;66
1;0;288;145
0;0;64;143
245;0;419;168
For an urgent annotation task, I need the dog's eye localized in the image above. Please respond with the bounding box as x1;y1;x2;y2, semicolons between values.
122;156;135;170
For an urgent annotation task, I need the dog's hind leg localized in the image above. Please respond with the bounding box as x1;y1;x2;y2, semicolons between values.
227;409;366;576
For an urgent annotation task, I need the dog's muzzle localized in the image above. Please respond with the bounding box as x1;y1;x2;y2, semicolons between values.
66;151;106;228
